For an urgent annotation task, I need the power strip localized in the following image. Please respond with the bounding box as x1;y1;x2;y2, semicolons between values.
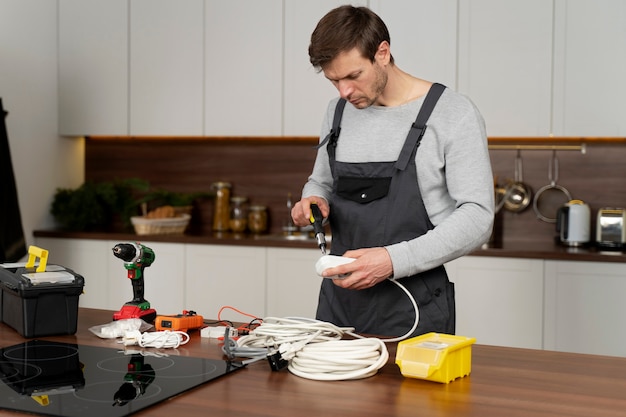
200;326;238;339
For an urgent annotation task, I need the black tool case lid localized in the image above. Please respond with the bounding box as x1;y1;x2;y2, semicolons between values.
0;264;84;297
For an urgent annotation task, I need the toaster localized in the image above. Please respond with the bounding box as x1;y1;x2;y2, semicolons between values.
596;208;626;249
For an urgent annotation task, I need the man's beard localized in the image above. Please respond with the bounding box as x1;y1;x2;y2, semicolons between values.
352;63;387;109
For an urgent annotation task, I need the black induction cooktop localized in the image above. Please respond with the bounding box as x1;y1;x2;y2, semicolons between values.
0;340;242;417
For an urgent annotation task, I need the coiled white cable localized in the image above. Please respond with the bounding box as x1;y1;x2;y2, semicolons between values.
121;330;190;349
237;316;348;347
234;317;389;380
287;338;389;381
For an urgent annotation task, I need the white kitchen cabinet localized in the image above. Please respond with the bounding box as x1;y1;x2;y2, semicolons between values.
282;1;357;136
58;0;128;136
204;0;283;136
34;237;112;309
184;244;266;321
544;260;626;357
58;0;205;136
129;0;204;135
266;247;322;319
57;2;626;138
552;0;626;136
445;256;544;349
457;0;553;136
370;0;458;89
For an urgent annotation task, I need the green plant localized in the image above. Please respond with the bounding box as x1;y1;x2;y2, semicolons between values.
138;189;213;210
51;179;214;231
51;178;149;231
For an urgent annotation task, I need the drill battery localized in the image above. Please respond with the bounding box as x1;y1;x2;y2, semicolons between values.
155;311;204;332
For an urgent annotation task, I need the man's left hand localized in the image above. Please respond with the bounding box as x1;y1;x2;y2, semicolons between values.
322;247;394;290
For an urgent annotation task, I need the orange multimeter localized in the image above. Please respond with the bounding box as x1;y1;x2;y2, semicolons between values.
155;311;204;332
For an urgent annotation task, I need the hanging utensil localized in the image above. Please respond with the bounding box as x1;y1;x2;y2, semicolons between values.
532;150;572;223
504;150;532;213
495;184;513;214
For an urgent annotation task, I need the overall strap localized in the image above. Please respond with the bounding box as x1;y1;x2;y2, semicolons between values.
316;98;347;160
395;83;446;171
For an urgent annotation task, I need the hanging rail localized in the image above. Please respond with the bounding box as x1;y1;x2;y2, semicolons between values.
488;144;586;153
487;136;626;154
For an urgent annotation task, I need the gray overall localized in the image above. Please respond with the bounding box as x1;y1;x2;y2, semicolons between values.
315;83;455;337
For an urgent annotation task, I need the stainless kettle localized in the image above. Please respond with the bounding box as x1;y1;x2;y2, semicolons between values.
556;200;590;246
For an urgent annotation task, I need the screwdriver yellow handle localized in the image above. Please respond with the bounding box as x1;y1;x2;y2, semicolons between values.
310;203;327;254
310;203;324;229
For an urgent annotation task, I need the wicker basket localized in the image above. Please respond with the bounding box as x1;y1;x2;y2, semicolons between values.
131;214;191;236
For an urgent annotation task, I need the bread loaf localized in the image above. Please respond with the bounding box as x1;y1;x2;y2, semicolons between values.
145;205;177;219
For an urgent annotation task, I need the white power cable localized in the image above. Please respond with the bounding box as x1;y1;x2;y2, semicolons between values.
225;317;347;366
237;316;348;346
234;317;389;381
383;278;419;343
228;278;419;380
288;338;389;381
121;330;190;349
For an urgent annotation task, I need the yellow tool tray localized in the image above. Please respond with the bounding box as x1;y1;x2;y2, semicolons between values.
395;332;476;383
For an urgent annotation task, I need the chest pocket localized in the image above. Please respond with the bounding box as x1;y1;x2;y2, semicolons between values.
336;176;392;204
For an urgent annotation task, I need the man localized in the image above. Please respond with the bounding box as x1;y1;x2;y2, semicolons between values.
291;5;494;338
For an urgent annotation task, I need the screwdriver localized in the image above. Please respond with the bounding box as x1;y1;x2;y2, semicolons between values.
309;203;327;255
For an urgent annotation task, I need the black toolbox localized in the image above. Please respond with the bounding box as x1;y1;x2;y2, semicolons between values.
0;263;84;338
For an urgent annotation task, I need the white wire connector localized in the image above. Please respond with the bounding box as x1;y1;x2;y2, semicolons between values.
277;340;307;361
200;326;238;339
121;330;190;348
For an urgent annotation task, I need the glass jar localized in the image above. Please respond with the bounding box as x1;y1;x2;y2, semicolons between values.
211;182;232;232
248;205;268;234
229;196;248;233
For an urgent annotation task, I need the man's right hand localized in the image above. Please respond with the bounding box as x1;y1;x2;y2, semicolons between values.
291;196;329;227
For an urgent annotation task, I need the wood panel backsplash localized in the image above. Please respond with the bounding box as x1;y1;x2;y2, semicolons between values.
85;137;319;235
85;137;626;243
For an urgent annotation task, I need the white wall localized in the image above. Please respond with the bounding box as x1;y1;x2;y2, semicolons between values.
0;0;84;257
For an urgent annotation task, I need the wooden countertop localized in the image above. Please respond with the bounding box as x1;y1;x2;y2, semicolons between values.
1;308;625;417
34;229;626;263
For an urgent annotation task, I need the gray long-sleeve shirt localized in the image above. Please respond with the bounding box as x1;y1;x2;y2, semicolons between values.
302;88;494;279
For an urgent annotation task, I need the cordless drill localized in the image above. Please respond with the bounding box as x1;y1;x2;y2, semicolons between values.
112;242;157;323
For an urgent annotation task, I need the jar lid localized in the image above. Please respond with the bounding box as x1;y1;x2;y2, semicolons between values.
230;196;248;203
249;205;267;211
211;181;232;189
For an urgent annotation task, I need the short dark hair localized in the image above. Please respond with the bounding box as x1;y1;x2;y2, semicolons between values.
309;5;394;71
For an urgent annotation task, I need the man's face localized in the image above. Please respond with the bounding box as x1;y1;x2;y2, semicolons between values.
322;46;388;109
